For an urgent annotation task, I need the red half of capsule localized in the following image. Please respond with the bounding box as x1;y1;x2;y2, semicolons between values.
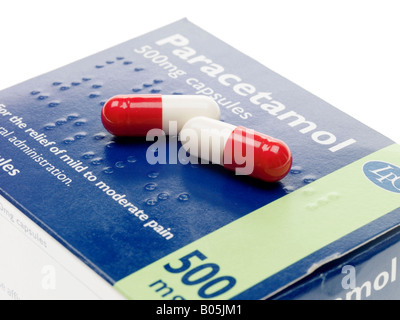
222;126;292;182
101;94;163;136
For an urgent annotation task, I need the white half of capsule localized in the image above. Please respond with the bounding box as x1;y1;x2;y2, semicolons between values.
179;116;237;165
161;95;221;134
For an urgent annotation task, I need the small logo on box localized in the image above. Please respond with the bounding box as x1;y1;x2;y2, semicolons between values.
363;161;400;193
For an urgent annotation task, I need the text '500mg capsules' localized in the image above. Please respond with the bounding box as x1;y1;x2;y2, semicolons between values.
179;117;292;182
101;94;220;136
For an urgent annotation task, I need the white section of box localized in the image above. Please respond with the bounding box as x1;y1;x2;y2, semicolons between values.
0;194;124;300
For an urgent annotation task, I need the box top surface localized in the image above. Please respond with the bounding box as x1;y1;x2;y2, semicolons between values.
1;19;399;299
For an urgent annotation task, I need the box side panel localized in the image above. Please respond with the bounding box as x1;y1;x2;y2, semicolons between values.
273;221;400;300
0;194;124;300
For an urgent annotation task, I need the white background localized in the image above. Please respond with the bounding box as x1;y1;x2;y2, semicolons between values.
0;0;399;143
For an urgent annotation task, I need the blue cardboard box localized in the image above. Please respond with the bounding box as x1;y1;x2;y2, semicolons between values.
1;18;400;300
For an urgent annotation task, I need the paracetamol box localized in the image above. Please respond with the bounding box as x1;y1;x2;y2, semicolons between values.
1;18;400;300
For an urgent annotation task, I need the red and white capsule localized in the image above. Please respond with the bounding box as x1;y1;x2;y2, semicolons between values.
101;94;220;136
180;117;292;182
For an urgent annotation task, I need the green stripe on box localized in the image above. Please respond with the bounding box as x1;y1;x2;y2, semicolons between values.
115;144;400;300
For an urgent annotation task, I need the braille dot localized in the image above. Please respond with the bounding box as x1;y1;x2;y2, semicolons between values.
145;183;157;191
43;123;56;130
103;167;114;174
67;113;79;121
302;188;316;196
82;152;95;159
290;166;302;174
306;203;317;211
89;92;100;99
157;193;169;201
146;198;157;206
283;185;295;193
74;119;87;126
303;176;317;184
63;137;74;144
93;132;107;140
91;158;103;165
56;118;67;125
127;156;137;163
115;161;125;168
106;141;115;148
74;132;87;139
48;101;60;108
147;171;159;179
177;193;190;202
